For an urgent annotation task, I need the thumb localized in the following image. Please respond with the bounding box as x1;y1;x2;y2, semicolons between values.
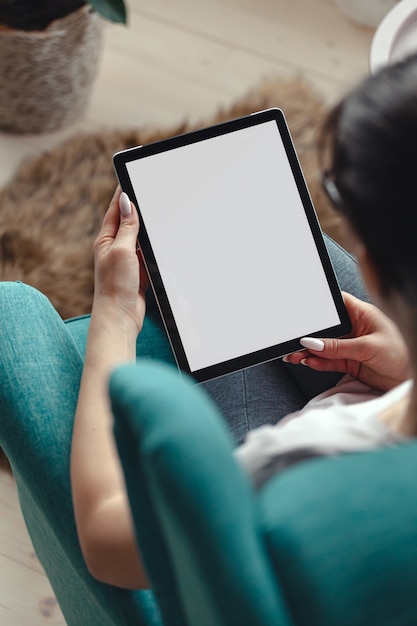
300;335;366;361
119;191;132;218
117;191;139;244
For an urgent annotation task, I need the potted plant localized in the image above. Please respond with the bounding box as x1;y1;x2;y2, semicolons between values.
0;0;128;133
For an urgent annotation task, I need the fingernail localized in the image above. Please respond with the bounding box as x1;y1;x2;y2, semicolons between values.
300;337;325;351
282;355;289;363
119;191;131;217
300;358;309;366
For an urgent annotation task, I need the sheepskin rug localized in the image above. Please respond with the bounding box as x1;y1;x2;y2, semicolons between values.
0;76;342;319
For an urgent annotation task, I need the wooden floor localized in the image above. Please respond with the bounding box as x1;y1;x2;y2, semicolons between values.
0;0;374;622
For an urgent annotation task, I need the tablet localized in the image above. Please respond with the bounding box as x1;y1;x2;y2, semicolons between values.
113;108;351;382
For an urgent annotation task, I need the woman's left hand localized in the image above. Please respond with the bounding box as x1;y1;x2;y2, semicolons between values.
283;292;410;392
92;186;147;334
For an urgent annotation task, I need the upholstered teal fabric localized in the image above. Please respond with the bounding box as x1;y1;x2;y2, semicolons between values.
3;280;417;626
0;283;168;626
66;312;176;365
260;444;417;625
111;360;291;626
111;358;417;626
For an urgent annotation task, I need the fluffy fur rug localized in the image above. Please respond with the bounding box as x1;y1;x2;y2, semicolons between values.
0;77;342;319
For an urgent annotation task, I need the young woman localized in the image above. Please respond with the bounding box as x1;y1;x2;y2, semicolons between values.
70;54;416;589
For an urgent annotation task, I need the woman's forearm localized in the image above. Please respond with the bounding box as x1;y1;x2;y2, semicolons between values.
70;308;148;588
70;187;148;588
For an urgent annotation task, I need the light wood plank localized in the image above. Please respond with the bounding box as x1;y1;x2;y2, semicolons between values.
0;470;66;625
129;0;373;87
93;8;347;121
0;472;43;576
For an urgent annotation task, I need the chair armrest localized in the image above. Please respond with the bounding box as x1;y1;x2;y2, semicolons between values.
111;360;291;626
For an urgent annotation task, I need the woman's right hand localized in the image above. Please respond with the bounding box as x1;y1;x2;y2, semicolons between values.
284;292;411;392
92;186;147;335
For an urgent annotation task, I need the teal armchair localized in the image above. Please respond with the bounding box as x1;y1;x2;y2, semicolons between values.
1;281;417;626
111;360;417;626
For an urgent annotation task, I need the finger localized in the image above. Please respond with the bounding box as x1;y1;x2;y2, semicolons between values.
137;248;150;292
98;186;122;240
282;349;308;364
283;336;350;365
299;354;350;374
300;337;325;352
290;338;348;372
282;348;348;375
114;192;139;248
301;336;352;358
119;190;131;218
283;337;340;364
300;335;374;369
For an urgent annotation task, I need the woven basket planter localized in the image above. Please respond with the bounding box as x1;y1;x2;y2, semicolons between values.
0;5;103;133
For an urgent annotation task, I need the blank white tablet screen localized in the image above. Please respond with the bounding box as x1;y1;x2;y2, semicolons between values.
126;120;341;373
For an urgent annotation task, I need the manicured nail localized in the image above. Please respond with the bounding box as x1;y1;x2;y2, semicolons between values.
119;191;131;217
300;358;309;366
282;355;289;363
300;337;325;351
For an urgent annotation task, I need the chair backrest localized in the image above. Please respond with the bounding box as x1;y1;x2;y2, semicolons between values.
259;442;417;626
111;360;292;626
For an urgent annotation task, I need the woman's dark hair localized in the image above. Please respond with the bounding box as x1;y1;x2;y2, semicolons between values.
320;53;417;304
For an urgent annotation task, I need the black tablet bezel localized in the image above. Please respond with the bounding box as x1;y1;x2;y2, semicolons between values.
113;108;351;382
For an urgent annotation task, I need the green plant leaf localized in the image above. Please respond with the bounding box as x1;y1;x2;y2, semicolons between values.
89;0;127;23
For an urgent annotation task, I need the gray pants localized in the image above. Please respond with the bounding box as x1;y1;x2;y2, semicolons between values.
201;236;369;445
0;235;364;449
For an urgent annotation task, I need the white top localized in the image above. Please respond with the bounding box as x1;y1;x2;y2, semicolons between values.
235;375;412;489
